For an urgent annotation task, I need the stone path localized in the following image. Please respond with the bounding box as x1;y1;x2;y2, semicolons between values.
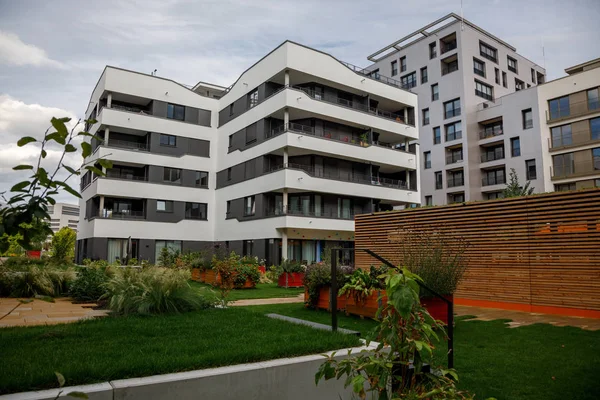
455;304;600;331
230;293;305;306
0;298;109;328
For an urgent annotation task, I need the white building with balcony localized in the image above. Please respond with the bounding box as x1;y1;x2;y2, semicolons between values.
77;41;419;265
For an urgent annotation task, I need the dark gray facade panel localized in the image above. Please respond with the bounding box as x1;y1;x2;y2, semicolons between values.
146;165;208;189
185;107;199;125
152;100;168;118
197;109;212;127
139;239;156;263
148;132;210;158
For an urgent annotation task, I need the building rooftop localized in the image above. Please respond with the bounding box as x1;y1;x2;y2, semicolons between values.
565;57;600;75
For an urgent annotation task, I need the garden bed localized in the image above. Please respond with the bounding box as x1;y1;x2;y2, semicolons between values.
277;272;304;288
191;268;256;289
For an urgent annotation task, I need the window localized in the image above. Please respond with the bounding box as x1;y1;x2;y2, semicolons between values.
594;148;600;170
422;108;430;125
549;96;570;119
435;171;443;189
551;124;572;147
591;117;600;140
163;167;181;184
445;121;462;141
522;108;533;129
400;72;417;89
391;60;398;76
482;145;504;162
227;167;232;181
167;103;185;121
555;183;576;192
495;68;500;84
431;84;439;101
526;159;537;180
507;56;518;73
473;58;485;77
160;134;176;147
447;148;463;165
155;241;182;264
553;153;574;177
248;89;259;108
479;41;497;62
483;168;505;186
433;127;441;145
244;159;255;179
424;151;431;169
449;192;465;204
245;124;257;144
400;56;407;72
425;196;433;206
502;71;507;88
156;200;173;212
429;42;437;59
226;201;231;218
475;80;493;101
531;68;536;84
486;192;503;200
420;67;428;84
444;98;461;119
243;240;254;256
511;137;521;157
447;169;464;186
229;103;234;116
515;78;524;91
195;171;208;187
244;196;255;216
185;202;207;220
588;88;599;110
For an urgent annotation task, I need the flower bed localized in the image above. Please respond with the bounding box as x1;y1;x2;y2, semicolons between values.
277;272;305;288
191;254;261;289
304;286;346;311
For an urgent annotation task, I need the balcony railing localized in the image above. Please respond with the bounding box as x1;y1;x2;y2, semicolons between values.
446;154;463;165
475;90;493;101
441;41;457;54
481;150;505;162
551;159;600;180
445;131;462;141
95;210;146;220
339;61;413;91
547;99;600;122
482;175;506;186
441;63;459;76
110;103;151;115
107;139;149;151
447;176;464;187
105;170;147;181
264;205;355;220
479;127;503;140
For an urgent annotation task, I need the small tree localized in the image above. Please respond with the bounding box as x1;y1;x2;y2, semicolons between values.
502;168;534;198
51;227;77;263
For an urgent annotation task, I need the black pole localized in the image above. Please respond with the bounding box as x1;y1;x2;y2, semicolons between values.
447;300;454;369
330;248;338;332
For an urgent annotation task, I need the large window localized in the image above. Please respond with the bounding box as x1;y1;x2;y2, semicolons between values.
422;108;430;125
473;58;485;77
431;84;439;101
337;198;352;219
185;202;207;220
526;159;537;180
156;200;174;212
435;171;443;189
447;169;464;186
244;196;255;216
479;41;497;63
522;108;533;129
588;88;599;110
160;134;176;147
444;98;461;119
483;168;505;186
555;183;576;192
400;72;417;89
433;126;441;145
553;153;574;177
475;80;493;100
420;67;428;84
591;117;600;140
248;88;259;108
167;103;185;121
424;151;431;169
549;96;570;120
445;121;462;141
511;137;521;157
551;124;572;147
195;171;208;187
391;60;398;76
155;241;182;265
163;167;181;184
507;56;518;73
400;56;407;72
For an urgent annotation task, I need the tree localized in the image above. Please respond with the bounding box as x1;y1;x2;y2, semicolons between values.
51;227;77;262
502;168;534;198
0;117;111;253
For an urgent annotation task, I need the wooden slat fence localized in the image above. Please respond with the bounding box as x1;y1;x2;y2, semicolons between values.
354;189;600;317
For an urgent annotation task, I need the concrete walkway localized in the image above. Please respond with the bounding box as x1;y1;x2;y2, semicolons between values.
0;298;109;328
230;293;305;306
455;304;600;331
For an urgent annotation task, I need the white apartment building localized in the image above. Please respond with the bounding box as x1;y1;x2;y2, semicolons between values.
76;41;419;265
367;13;547;204
476;58;600;192
47;203;80;233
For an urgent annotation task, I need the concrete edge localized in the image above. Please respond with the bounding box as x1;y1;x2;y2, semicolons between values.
0;383;113;400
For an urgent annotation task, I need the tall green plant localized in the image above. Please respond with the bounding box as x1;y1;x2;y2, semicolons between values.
50;227;76;263
316;268;473;399
502;168;534;198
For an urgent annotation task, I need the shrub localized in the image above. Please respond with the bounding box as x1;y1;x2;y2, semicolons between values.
234;265;261;288
0;256;46;270
277;259;305;276
103;267;214;315
338;266;386;305
0;266;75;297
212;252;240;304
303;262;353;308
50;227;76;263
69;266;113;302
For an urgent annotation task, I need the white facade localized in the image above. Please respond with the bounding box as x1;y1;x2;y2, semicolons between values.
77;41;419;264
47;203;80;233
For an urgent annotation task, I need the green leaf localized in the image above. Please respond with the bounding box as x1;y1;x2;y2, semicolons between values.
10;181;30;192
65;144;77;153
45;132;66;145
47;196;56;205
41;149;47;158
37;167;50;186
85;166;104;176
55;371;66;388
66;391;89;399
85;118;97;126
81;142;92;158
63;165;80;176
17;136;37;147
55;181;82;198
97;159;113;169
12;165;34;170
51;117;70;136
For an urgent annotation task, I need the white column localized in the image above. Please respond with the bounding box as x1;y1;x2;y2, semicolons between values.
284;70;290;87
283;188;288;212
281;230;288;262
98;195;105;218
107;92;112;108
283;146;289;165
406;170;411;190
284;108;289;127
104;127;110;145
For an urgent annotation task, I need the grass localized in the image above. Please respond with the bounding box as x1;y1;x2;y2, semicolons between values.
188;281;304;301
245;304;600;400
0;307;360;395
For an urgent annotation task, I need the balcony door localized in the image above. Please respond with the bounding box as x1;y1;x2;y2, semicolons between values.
338;198;352;219
107;238;138;264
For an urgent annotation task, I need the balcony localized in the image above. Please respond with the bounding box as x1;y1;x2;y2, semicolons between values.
339;61;412;91
447;176;464;188
105;167;147;182
446;153;463;165
107;101;152;115
482;175;506;186
547;99;600;123
95;210;146;220
264;205;354;220
551;159;600;180
441;40;457;55
441;61;459;76
481;149;505;163
479;126;503;140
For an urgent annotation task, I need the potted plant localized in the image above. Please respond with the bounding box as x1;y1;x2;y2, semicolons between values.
277;259;306;288
339;265;387;318
359;132;369;147
236;255;261;289
303;262;354;310
26;241;43;259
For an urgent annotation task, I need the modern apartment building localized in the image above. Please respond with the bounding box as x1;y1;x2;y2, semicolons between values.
47;203;80;234
476;57;600;192
367;13;547;204
76;41;419;265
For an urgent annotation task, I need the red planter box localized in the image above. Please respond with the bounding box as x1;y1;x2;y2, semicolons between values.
26;250;41;259
345;290;387;318
304;286;346;311
421;295;453;325
258;266;266;274
278;272;305;288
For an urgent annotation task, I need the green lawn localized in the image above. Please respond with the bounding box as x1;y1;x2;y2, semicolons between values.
189;281;304;301
0;307;359;395
245;304;600;400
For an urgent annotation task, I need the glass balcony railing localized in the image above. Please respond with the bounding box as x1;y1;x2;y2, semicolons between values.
482;175;506;186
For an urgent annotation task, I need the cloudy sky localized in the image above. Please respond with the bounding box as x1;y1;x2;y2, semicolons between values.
1;0;599;204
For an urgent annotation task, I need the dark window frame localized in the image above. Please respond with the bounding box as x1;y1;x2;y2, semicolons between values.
526;159;537;180
167;103;185;121
420;67;428;84
424;151;431;169
244;195;256;216
195;171;208;188
433;126;441;145
185;202;208;220
422;108;430;125
443;98;461;119
400;72;417;89
507;56;518;73
156;200;174;213
391;60;398;76
473;57;485;77
431;83;439;101
522;108;533;129
479;41;498;63
400;56;407;72
475;80;494;101
163;167;182;184
511;137;521;157
160;134;177;147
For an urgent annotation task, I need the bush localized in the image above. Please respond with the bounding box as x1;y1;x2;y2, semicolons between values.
50;227;76;263
69;266;113;302
303;262;353;308
0;266;75;297
277;259;305;276
103;267;214;315
0;256;46;270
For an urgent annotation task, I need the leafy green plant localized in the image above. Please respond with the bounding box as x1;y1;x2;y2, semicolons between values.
212;251;240;306
303;262;352;308
234;265;261;288
50;227;76;263
316;268;473;399
0;266;75;297
127;258;138;266
277;259;305;275
69;266;113;302
338;267;383;305
503;168;534;198
103;267;213;315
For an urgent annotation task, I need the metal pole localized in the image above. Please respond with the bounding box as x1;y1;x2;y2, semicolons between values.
331;248;338;332
448;300;454;369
